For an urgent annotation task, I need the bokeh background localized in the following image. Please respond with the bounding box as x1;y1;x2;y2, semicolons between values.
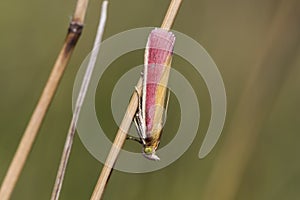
1;0;300;199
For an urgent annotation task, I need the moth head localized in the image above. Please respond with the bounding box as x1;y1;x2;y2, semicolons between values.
143;146;160;161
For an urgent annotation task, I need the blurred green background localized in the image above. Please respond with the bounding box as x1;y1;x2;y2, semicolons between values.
1;0;300;199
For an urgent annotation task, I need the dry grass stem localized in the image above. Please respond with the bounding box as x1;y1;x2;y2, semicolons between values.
50;1;108;200
161;0;182;30
0;0;89;199
90;0;182;200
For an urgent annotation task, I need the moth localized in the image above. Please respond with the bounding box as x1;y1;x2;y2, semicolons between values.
132;28;175;160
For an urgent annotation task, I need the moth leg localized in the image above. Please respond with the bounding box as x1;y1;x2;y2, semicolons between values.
135;86;144;115
126;135;143;144
130;86;146;145
127;92;144;144
134;113;146;144
128;86;142;119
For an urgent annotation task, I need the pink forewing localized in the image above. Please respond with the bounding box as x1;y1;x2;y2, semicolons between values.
144;29;175;136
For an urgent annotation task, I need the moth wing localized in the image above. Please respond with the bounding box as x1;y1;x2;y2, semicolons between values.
143;28;175;138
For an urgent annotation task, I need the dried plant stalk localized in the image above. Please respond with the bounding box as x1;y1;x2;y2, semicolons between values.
90;0;182;200
0;0;89;199
51;1;108;200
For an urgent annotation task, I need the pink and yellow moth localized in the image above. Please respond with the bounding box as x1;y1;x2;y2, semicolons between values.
134;28;175;160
